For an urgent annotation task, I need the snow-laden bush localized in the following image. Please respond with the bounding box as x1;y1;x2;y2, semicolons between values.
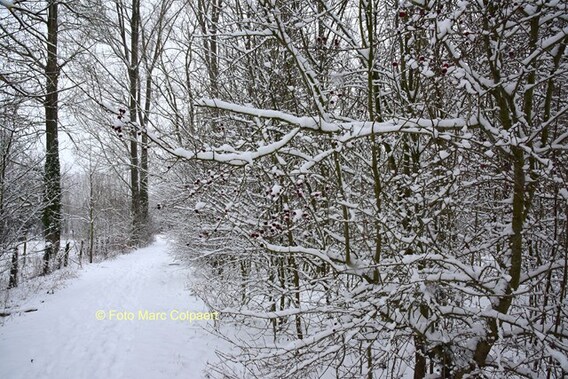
154;0;568;377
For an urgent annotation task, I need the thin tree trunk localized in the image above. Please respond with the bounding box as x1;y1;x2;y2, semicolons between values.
89;169;95;264
21;240;26;275
140;74;151;238
129;0;141;245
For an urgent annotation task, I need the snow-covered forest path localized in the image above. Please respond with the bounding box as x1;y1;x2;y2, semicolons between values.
0;237;221;379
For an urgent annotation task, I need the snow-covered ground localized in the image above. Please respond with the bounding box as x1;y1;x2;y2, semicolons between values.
0;236;225;379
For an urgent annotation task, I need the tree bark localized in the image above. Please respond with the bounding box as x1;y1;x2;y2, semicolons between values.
129;0;141;245
140;73;151;239
42;0;61;273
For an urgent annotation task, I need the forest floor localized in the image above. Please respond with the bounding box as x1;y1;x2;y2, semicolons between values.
0;236;225;379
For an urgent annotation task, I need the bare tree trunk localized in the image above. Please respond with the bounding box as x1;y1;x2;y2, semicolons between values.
129;0;141;245
137;1;173;242
197;0;221;98
21;240;26;276
88;165;95;263
140;74;151;239
0;129;14;238
42;0;61;274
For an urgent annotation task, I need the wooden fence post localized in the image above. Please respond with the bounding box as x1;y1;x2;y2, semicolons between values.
8;247;18;289
64;242;70;267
